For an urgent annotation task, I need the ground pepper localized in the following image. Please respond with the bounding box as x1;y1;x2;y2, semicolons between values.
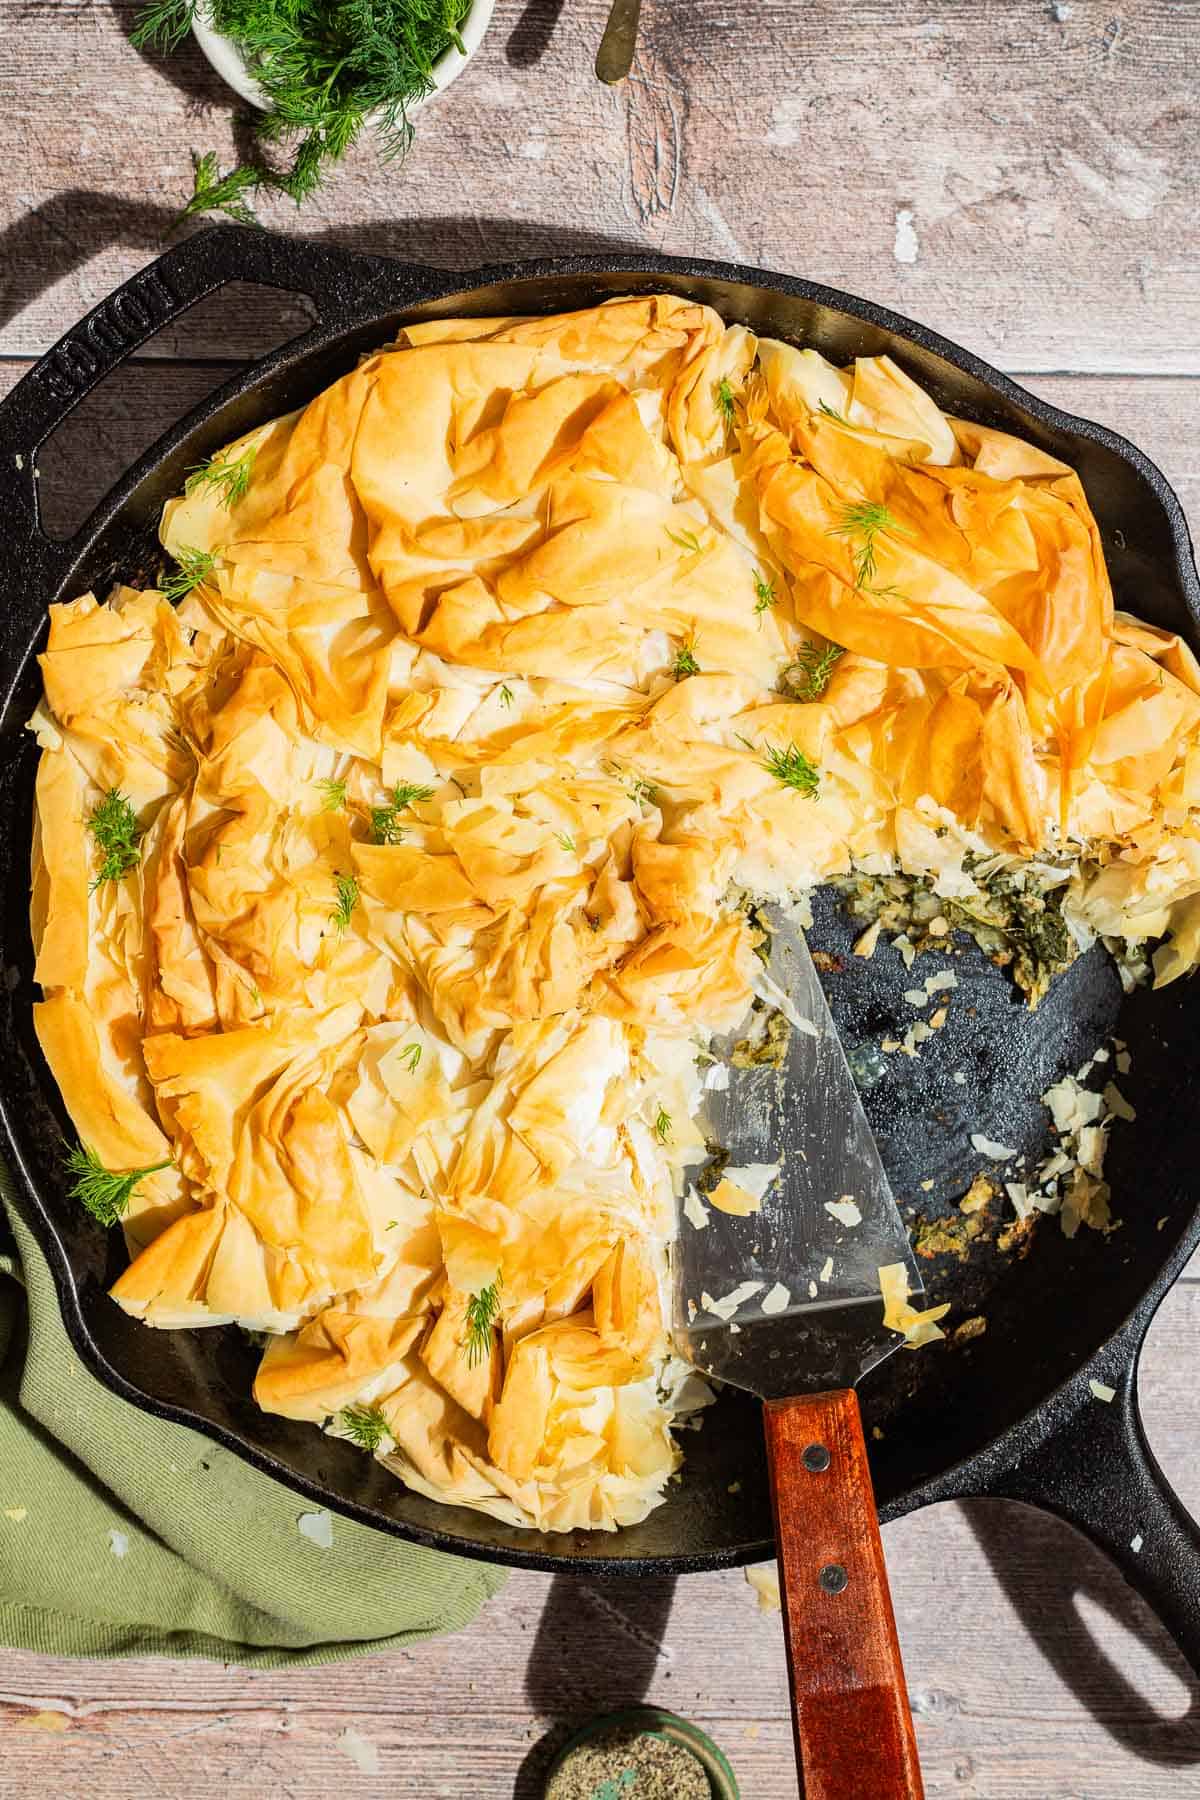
546;1724;711;1799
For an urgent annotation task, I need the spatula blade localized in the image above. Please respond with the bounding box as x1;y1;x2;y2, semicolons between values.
673;902;922;1398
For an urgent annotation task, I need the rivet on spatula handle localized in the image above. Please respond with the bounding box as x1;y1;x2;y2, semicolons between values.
763;1389;925;1799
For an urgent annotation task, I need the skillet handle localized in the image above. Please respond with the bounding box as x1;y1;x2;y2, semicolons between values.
976;1348;1200;1679
0;225;390;598
764;1389;925;1799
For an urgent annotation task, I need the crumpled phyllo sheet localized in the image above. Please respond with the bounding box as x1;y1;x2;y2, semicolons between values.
110;1002;410;1327
30;295;1200;1535
161;370;395;762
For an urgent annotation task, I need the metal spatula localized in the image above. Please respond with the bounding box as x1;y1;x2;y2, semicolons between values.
674;903;926;1799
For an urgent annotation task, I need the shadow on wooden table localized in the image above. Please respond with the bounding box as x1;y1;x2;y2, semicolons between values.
0;190;647;350
513;1575;678;1797
505;0;570;69
966;1498;1200;1767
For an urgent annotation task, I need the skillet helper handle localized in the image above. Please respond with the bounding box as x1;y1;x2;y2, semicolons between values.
980;1350;1200;1679
0;224;386;592
764;1389;924;1800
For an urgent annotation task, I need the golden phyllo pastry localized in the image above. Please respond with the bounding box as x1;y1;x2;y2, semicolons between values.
29;297;1200;1531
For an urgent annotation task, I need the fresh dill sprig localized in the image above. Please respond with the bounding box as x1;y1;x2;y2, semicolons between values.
671;638;700;680
396;1042;422;1074
653;1105;673;1144
818;398;849;423
65;1143;170;1228
369;805;405;845
391;781;436;808
370;780;435;844
627;773;658;809
753;572;778;618
130;0;196;51
763;742;821;798
330;871;359;934
339;1403;390;1452
176;150;262;228
787;641;845;702
143;0;472;218
715;376;736;429
185;444;257;509
498;684;514;708
829;500;904;590
666;527;703;556
464;1280;501;1367
318;777;347;813
88;789;143;889
556;831;577;854
160;545;215;604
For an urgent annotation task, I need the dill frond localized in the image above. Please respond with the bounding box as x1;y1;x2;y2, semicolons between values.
715;376;736;428
671;638;700;680
330;871;359;934
786;641;845;702
130;0;196;51
318;777;347;812
391;781;435;808
762;742;821;798
464;1280;501;1367
818;398;848;423
653;1105;673;1144
498;684;514;708
185;443;257;508
339;1403;390;1452
666;527;704;556
753;572;778;617
371;780;435;844
177;151;262;228
369;805;404;845
396;1042;422;1074
161;545;215;604
65;1143;170;1228
829;500;905;590
556;831;577;854
88;789;142;889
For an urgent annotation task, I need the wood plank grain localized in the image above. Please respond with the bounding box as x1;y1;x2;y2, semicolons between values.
0;4;1197;371
1;1277;1198;1799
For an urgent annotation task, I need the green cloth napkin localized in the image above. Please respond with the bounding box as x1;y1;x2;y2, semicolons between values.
0;1179;506;1666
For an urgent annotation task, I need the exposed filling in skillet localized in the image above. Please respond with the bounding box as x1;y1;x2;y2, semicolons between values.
28;296;1200;1532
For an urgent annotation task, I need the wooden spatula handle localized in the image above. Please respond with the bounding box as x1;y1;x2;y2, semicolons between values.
763;1388;924;1799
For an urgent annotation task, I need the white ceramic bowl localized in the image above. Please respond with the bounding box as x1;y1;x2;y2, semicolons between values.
192;0;495;118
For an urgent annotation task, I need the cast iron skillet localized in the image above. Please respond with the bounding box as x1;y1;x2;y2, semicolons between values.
1;227;1198;1660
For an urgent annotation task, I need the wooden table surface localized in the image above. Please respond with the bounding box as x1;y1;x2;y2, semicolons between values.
3;2;1200;1794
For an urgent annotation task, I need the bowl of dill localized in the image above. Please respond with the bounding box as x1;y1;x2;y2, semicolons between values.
134;0;494;219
